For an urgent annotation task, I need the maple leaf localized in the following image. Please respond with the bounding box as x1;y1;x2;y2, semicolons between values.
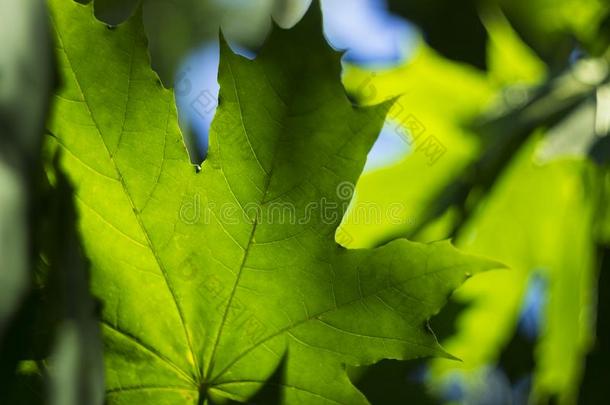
47;1;498;403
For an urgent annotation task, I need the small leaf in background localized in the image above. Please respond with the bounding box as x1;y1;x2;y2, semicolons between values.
90;0;140;26
387;0;488;70
496;0;609;67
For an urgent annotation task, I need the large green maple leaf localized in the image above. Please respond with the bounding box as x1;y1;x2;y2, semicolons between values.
47;0;498;403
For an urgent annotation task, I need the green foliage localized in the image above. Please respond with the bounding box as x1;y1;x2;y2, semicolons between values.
2;0;609;403
45;1;498;403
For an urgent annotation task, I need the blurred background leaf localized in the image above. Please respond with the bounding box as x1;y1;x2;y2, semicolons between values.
387;0;488;69
338;39;495;246
495;0;609;68
428;138;598;404
0;0;55;394
0;0;104;403
338;13;546;247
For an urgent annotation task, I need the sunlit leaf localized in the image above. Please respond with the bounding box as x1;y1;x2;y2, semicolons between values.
46;1;498;403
